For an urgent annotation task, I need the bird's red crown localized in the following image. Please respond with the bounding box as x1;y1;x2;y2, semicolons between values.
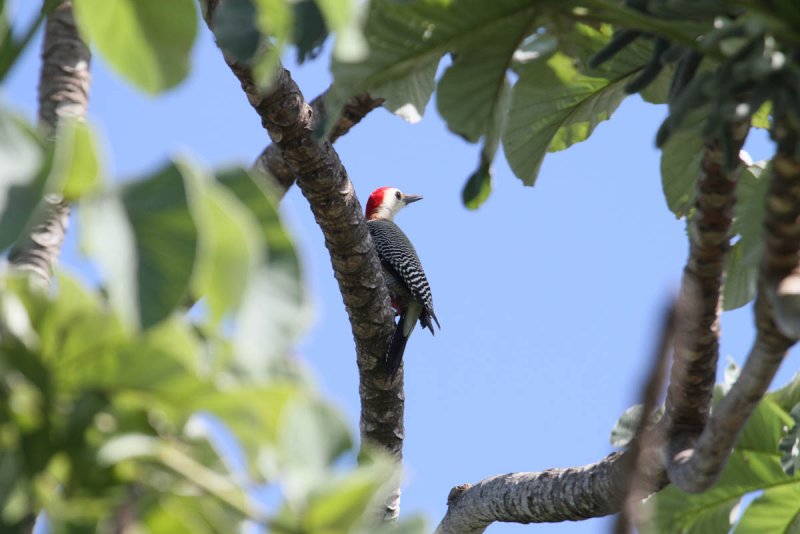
365;186;392;219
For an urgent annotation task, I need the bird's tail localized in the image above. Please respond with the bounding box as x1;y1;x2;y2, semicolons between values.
386;311;409;378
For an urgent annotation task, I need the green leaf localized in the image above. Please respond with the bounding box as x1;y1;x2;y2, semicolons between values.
331;0;534;123
49;119;102;202
81;161;198;329
768;373;800;413
462;157;492;210
752;101;771;130
316;0;367;62
215;169;311;378
251;0;293;86
503;23;660;185
639;399;793;534
0;111;49;250
660;107;705;218
609;404;664;448
185;165;261;326
302;460;396;533
734;482;800;533
374;56;439;124
723;162;771;310
278;398;352;502
293;0;328;63
436;10;535;143
72;0;197;94
779;404;800;476
212;0;261;63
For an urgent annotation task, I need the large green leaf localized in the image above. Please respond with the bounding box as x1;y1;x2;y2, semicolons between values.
331;0;533;123
503;23;653;186
184;165;261;326
302;460;396;533
212;0;261;63
436;10;535;143
734;482;800;533
660;107;706;218
0;111;49;250
73;0;197;94
723;163;771;310
278;397;353;502
81;162;198;329
639;399;794;533
215;169;311;378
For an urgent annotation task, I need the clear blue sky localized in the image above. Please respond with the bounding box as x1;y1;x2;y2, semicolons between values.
5;2;799;532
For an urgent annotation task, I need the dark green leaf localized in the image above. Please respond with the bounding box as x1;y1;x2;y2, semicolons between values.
293;0;328;63
73;0;198;94
81;162;198;329
436;9;535;143
278;398;353;501
215;169;311;378
723;163;770;310
659;107;705;218
462;158;492;210
185;165;261;326
331;0;533;124
212;0;260;63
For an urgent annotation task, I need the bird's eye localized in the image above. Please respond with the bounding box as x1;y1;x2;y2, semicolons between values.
395;191;402;200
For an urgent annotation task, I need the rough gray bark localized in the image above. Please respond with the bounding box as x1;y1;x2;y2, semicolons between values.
436;451;660;534
204;1;402;519
8;1;90;285
252;91;384;196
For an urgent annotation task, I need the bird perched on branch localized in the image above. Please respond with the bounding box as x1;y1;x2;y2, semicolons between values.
366;186;439;377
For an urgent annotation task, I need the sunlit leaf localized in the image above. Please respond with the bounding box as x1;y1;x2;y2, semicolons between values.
278;398;352;502
73;0;198;94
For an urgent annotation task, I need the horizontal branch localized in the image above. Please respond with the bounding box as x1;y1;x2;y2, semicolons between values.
435;448;669;534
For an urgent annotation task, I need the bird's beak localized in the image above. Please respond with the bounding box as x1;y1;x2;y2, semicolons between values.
403;194;423;205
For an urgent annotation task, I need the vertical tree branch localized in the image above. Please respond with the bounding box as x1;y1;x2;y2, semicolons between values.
664;115;798;491
8;1;90;285
203;2;402;519
662;121;748;445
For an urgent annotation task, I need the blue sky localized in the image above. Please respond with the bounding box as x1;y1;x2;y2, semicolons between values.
5;2;799;532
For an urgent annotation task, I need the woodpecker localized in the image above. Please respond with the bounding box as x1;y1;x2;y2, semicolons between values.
366;186;440;377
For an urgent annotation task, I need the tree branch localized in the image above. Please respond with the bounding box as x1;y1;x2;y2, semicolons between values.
203;2;402;519
662;121;748;444
252;91;384;196
435;449;665;534
9;1;90;285
614;302;676;534
664;116;798;492
434;304;677;534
